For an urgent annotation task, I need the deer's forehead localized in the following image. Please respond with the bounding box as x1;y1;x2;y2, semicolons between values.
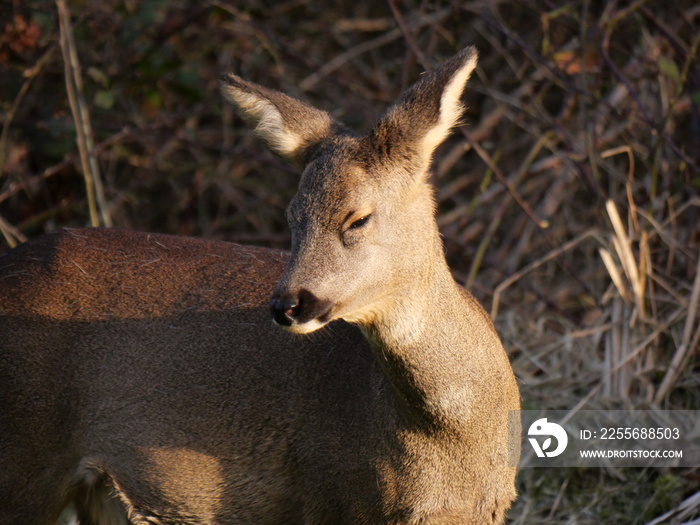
291;154;377;214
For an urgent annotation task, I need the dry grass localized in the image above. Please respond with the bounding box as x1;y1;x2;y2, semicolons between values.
1;1;699;522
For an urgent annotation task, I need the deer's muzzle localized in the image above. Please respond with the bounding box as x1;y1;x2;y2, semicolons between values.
270;288;333;331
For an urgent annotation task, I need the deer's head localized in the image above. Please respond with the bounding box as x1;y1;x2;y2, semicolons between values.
221;47;478;334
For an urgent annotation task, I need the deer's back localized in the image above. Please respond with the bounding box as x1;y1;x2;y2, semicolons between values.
0;228;388;523
0;227;290;320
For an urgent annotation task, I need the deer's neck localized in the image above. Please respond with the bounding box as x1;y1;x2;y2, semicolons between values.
363;258;507;432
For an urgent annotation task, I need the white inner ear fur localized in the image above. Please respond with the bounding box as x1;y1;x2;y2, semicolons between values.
420;53;478;161
224;89;301;158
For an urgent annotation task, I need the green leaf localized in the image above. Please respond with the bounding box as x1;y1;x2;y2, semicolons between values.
87;67;109;87
658;57;680;83
94;90;115;109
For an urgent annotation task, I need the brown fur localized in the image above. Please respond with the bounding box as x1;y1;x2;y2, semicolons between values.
0;46;520;524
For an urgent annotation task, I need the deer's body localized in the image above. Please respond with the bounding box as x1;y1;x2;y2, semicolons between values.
0;47;520;524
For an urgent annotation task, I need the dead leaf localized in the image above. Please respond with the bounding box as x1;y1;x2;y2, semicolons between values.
553;49;599;74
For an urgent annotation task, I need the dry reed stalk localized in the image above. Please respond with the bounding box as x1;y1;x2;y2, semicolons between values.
606;199;646;318
654;253;700;404
646;490;700;525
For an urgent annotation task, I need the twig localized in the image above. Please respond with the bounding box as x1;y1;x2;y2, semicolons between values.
491;229;602;319
649;29;700;196
460;128;548;231
0;46;56;178
0;126;133;206
0;215;27;249
299;7;452;91
386;0;431;69
57;0;111;227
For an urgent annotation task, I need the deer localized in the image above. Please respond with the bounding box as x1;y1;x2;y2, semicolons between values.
0;46;520;524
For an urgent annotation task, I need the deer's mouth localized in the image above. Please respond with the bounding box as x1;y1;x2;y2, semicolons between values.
284;317;330;335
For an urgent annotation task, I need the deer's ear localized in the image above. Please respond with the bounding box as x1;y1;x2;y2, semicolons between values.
221;75;342;167
364;46;478;172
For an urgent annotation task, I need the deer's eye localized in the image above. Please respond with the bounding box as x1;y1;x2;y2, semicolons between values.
348;214;371;230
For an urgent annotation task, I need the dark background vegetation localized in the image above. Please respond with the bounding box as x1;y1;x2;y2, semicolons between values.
1;0;699;522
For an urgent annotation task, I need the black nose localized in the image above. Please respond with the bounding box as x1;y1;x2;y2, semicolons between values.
270;289;333;327
270;297;298;326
